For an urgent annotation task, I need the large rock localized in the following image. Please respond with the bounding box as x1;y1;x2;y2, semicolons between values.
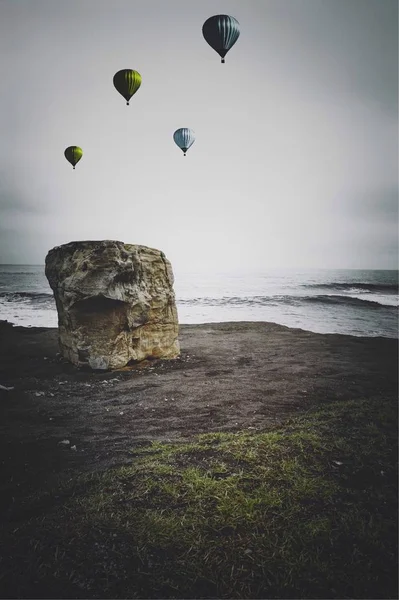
45;241;180;370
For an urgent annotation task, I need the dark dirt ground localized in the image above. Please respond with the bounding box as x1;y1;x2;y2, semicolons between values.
0;319;397;513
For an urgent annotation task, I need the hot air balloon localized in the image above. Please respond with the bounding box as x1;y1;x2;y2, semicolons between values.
113;69;142;105
173;128;195;156
64;146;83;170
202;15;240;63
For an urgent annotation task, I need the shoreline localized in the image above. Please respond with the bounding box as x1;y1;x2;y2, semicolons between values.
2;317;398;339
0;317;397;473
1;318;397;450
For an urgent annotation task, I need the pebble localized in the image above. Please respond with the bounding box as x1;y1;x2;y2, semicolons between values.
0;384;14;391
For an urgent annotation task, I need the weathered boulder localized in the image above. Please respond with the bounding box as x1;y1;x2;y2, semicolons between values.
45;241;180;370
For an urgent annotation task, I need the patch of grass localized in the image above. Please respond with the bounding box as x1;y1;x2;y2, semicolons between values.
1;396;397;598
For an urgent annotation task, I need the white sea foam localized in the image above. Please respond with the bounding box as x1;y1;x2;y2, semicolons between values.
0;297;58;328
347;293;398;307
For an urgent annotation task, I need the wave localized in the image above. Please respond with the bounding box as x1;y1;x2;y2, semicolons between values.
303;282;398;294
178;294;397;309
301;294;396;309
0;271;43;276
178;296;278;307
1;291;397;311
0;291;54;303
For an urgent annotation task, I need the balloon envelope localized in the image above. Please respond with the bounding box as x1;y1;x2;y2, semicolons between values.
202;14;240;62
113;69;142;105
64;146;83;169
173;128;195;156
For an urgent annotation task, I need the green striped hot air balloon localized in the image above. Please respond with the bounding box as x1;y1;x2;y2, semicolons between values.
64;146;83;170
113;69;142;105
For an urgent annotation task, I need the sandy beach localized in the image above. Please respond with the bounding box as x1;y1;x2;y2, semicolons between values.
0;319;397;478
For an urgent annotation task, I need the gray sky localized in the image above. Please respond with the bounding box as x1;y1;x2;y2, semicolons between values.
0;0;397;271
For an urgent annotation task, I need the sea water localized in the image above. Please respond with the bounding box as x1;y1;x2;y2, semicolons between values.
0;265;397;338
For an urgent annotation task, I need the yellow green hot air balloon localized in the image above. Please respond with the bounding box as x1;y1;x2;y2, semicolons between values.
113;69;142;105
64;146;83;170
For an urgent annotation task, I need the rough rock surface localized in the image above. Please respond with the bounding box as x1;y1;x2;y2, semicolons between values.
45;241;180;369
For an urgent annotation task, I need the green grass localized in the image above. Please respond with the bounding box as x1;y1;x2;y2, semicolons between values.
1;396;397;599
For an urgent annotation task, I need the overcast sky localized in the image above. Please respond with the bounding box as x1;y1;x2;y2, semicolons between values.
0;0;397;271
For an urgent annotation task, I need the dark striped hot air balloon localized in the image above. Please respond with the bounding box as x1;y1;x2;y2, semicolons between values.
202;15;240;63
113;69;142;105
64;146;83;170
173;128;195;156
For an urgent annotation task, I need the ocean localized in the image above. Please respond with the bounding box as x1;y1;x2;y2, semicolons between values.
0;265;397;338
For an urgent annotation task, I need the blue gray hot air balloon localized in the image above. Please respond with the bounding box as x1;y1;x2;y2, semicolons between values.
173;128;195;156
202;14;240;63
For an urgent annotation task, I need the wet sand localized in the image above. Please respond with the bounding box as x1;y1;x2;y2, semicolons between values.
0;319;397;496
